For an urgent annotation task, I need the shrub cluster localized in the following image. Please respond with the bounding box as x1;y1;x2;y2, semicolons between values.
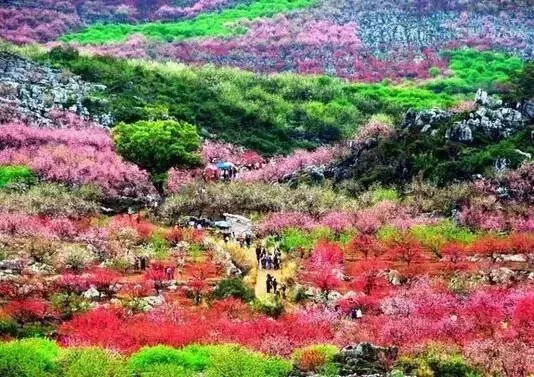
0;339;291;377
159;181;359;220
0;165;35;188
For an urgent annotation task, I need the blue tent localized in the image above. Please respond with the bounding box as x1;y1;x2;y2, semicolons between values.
216;162;235;170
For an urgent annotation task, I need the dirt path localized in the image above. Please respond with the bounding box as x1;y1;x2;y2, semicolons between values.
252;247;282;297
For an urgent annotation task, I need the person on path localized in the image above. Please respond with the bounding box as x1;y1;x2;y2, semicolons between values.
273;255;280;270
255;245;262;262
280;284;287;299
140;256;147;270
245;234;253;248
271;278;278;294
266;274;273;293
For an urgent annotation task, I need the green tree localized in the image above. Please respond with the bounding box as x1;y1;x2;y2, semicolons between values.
113;119;201;186
211;278;255;302
505;61;534;103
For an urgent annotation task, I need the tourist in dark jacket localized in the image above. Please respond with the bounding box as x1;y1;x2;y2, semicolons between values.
266;274;273;293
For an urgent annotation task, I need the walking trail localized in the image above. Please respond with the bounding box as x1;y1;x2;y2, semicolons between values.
251;247;282;297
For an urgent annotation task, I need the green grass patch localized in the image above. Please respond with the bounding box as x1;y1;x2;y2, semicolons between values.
61;0;317;44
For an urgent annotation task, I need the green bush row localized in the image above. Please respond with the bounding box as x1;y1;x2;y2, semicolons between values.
0;339;290;377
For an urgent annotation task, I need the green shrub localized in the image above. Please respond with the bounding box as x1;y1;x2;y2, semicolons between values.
211;278;255;302
252;295;285;318
505;61;534;103
428;67;441;78
204;344;291;377
0;316;18;337
0;165;35;188
17;323;56;338
411;220;476;246
59;347;127;377
427;49;523;95
113;119;201;176
396;345;481;377
371;187;399;204
129;345;211;375
279;228;316;253
49;292;91;319
0;338;60;377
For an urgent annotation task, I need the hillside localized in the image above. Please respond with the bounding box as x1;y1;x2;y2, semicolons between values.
0;1;533;377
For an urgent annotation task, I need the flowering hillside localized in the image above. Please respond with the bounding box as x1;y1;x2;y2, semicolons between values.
1;0;532;81
0;1;532;376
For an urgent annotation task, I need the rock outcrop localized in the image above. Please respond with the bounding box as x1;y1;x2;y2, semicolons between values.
0;51;110;126
290;343;400;377
446;89;525;142
404;108;452;134
402;90;527;143
335;343;398;376
281;165;327;187
290;343;398;377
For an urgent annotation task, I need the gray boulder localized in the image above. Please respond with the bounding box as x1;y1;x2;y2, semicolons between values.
404;108;452;132
335;343;398;376
446;90;525;143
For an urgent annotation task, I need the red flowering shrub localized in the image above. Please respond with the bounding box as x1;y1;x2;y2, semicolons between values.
164;226;183;246
299;241;344;293
86;268;121;293
511;292;534;339
384;236;430;267
110;214;155;241
5;299;52;323
346;234;381;260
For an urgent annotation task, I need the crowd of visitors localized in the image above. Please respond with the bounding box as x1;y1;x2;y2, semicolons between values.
255;245;282;270
266;273;287;298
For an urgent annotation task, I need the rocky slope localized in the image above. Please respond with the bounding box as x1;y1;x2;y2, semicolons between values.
0;52;110;126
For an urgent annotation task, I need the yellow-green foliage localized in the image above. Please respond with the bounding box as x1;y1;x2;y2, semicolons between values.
396;344;481;377
409;220;477;255
0;338;60;377
59;347;127;377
